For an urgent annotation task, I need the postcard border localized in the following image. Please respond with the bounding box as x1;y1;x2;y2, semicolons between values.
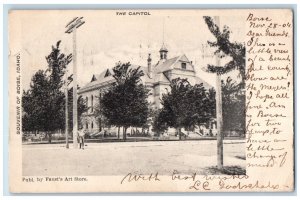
2;3;298;196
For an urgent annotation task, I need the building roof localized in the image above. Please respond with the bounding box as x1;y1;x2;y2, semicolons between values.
79;54;212;93
78;72;115;94
154;56;180;73
78;65;154;94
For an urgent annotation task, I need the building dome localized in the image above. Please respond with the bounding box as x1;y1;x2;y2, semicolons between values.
159;43;168;52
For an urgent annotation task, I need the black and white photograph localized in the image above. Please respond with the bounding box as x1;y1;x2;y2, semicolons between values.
8;9;294;193
19;11;246;177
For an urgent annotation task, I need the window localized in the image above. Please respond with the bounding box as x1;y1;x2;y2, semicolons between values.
86;96;88;106
91;95;94;112
181;62;187;69
91;122;94;129
86;122;88;129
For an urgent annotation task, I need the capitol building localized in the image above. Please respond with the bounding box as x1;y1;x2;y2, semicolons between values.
78;44;216;137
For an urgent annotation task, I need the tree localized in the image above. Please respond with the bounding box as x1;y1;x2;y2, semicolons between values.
203;16;245;169
22;70;53;134
101;62;150;140
22;41;72;143
222;77;245;135
203;16;246;83
158;78;213;140
191;84;215;126
46;41;72;88
207;88;216;119
22;69;65;143
160;78;192;140
152;109;169;137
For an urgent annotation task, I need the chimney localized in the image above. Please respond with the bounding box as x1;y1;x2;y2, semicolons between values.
147;53;152;78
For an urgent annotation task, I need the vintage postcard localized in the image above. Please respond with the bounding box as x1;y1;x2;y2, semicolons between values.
8;9;294;193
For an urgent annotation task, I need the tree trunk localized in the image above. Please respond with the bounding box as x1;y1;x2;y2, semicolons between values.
177;127;181;140
117;126;120;139
48;132;52;144
123;127;127;141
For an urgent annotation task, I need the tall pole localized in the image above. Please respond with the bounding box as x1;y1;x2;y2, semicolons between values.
65;17;85;148
72;28;78;148
216;73;223;169
214;16;223;169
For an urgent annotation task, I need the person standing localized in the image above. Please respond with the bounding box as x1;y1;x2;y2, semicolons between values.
78;128;85;150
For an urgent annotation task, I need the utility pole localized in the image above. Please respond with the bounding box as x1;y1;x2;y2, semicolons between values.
65;17;85;148
216;67;223;169
214;16;224;169
64;73;73;149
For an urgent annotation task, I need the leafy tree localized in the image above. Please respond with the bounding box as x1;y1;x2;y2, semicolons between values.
152;109;169;136
22;69;65;143
203;16;246;134
222;77;245;135
22;70;52;133
190;84;215;126
158;78;213;140
101;62;150;140
22;41;73;143
203;16;246;82
204;77;245;134
207;88;216;119
160;78;191;140
46;41;72;88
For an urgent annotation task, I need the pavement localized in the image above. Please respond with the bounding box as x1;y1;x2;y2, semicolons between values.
22;140;246;176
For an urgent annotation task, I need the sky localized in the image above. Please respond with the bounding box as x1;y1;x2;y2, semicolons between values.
13;10;246;89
